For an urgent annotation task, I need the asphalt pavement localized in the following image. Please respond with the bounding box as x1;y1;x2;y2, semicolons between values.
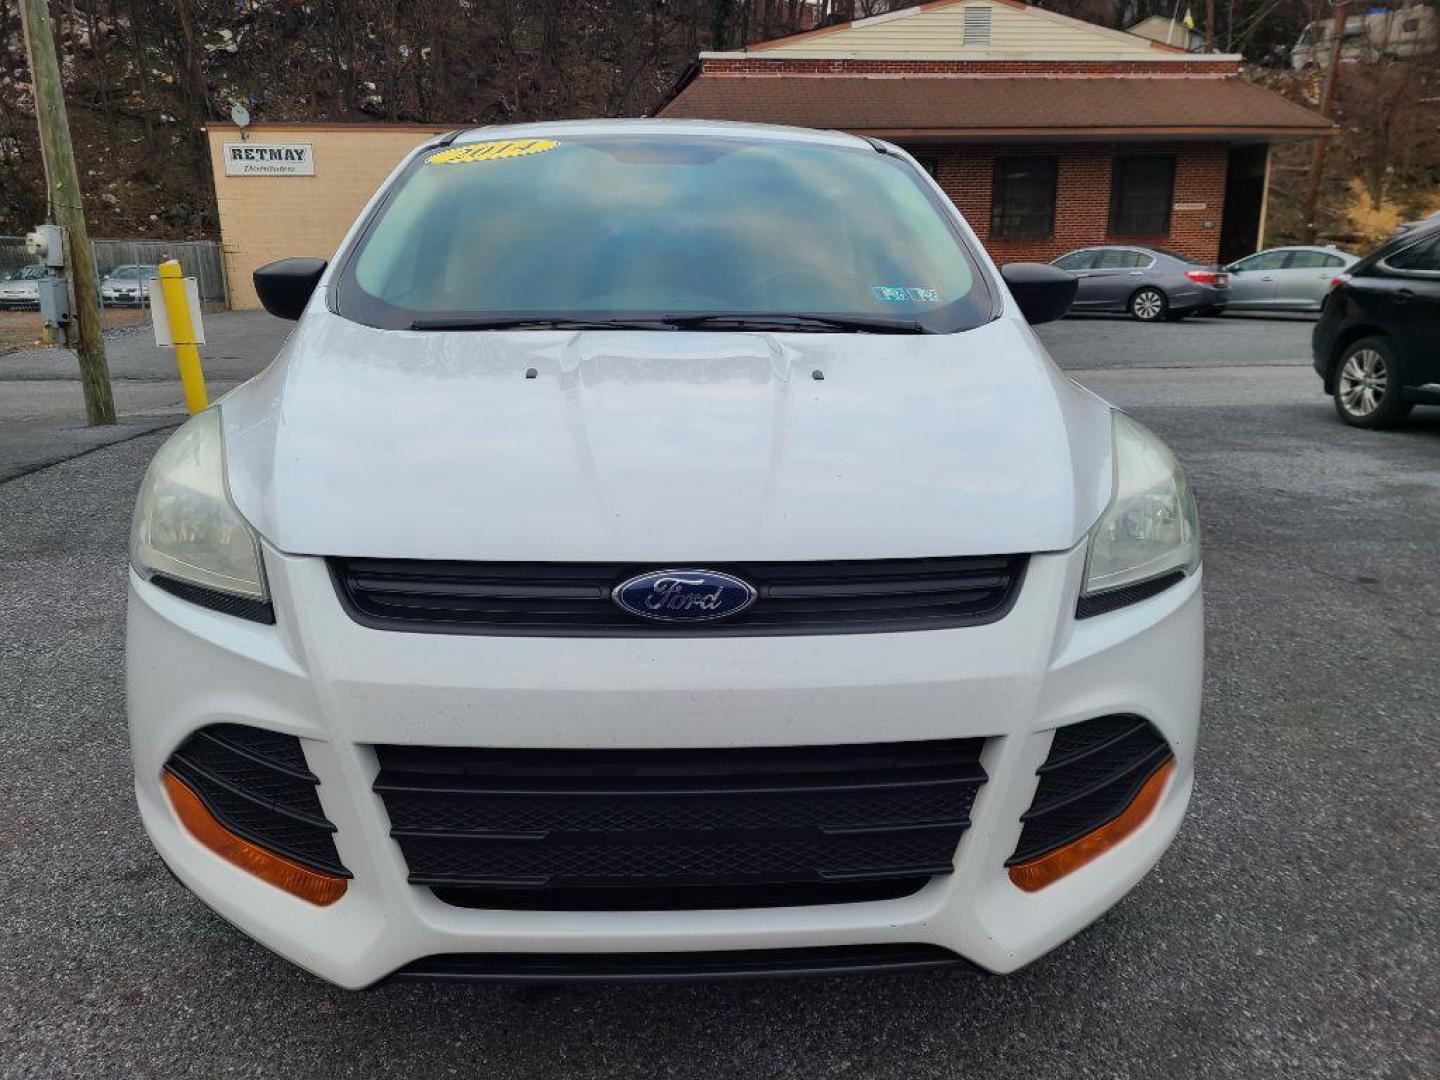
0;314;293;481
1;312;1437;1079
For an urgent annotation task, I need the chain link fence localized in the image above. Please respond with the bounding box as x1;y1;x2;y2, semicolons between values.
0;235;39;279
92;239;228;305
0;235;227;310
1;235;226;350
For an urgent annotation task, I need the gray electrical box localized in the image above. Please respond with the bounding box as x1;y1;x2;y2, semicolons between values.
38;277;70;326
25;224;66;269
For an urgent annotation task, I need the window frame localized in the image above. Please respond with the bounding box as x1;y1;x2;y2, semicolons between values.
990;155;1059;239
1052;249;1098;271
1284;249;1342;270
1232;250;1288;272
1108;154;1176;238
1378;231;1440;278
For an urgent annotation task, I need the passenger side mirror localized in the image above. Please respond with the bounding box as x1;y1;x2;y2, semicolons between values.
253;257;327;321
1000;263;1077;326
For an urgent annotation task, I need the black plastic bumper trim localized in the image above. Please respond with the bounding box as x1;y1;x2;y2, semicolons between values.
1075;570;1185;619
389;944;965;984
150;573;275;624
1004;752;1173;867
430;876;931;911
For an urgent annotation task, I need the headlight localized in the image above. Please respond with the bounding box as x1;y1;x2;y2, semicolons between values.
130;409;269;609
1081;411;1200;604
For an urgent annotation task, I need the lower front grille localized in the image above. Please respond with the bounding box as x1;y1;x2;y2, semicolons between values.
432;878;929;911
1007;714;1172;867
391;943;963;983
373;740;987;910
164;724;349;877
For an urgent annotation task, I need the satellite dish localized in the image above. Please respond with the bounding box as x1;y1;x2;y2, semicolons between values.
230;102;251;129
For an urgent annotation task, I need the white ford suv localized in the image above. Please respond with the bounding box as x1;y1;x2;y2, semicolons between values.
127;120;1202;987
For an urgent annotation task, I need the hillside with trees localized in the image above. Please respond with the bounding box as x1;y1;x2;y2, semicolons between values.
1;1;1436;250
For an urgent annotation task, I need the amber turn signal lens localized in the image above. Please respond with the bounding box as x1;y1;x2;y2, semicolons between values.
1009;758;1175;893
163;771;347;906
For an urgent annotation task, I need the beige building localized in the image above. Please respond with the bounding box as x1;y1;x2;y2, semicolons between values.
206;122;449;309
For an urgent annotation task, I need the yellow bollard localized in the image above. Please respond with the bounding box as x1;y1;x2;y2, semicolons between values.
158;259;208;414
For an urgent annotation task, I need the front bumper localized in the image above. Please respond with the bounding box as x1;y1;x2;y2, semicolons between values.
128;541;1202;988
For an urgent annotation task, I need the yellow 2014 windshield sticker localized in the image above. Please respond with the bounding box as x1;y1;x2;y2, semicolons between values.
426;138;560;165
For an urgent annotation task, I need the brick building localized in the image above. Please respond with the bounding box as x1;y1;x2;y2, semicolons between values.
660;0;1332;264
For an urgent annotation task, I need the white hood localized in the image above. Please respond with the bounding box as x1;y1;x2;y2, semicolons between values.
221;309;1114;561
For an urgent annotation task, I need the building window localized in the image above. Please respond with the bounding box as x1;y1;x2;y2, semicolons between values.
1109;155;1175;236
991;156;1058;237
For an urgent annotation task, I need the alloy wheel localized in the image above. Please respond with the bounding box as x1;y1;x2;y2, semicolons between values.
1131;289;1164;321
1338;348;1386;417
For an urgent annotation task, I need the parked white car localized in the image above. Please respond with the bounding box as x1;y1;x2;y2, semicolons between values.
99;263;159;307
0;264;46;310
1224;245;1358;312
127;120;1203;988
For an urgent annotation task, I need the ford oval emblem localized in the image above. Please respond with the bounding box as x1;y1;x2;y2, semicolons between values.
612;569;758;623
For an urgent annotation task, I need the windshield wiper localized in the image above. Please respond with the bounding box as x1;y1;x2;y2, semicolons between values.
410;316;677;331
659;313;933;334
409;313;934;334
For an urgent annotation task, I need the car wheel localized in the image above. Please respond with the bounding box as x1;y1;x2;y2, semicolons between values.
1129;288;1167;322
1333;337;1413;429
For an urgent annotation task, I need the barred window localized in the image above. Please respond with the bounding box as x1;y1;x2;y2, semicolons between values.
991;156;1058;238
1109;155;1175;236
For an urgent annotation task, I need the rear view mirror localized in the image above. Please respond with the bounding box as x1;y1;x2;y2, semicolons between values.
1000;263;1077;325
254;257;327;321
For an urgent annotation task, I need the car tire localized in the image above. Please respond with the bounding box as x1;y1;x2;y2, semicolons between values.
1333;336;1413;429
1129;288;1167;322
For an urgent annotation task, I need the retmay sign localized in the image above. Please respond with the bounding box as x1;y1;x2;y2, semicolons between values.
223;142;314;176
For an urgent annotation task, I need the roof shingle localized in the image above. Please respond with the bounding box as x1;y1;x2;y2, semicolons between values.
660;75;1331;138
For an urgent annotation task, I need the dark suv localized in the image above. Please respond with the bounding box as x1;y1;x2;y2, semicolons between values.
1313;220;1440;428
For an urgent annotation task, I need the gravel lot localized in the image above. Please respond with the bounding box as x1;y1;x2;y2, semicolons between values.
1;314;1437;1079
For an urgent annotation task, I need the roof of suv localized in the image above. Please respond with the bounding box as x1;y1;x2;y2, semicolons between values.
445;118;872;151
1353;218;1440;276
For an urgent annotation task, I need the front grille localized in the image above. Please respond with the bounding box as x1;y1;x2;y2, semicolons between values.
391;943;963;983
164;724;349;877
330;555;1027;636
1007;714;1172;866
373;740;987;910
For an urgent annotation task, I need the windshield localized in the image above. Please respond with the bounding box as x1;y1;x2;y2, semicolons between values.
111;266;155;279
336;134;991;333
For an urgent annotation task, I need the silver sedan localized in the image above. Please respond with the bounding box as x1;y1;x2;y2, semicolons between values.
1224;245;1357;312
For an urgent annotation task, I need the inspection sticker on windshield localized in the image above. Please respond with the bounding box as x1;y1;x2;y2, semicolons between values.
871;285;942;303
426;138;560;165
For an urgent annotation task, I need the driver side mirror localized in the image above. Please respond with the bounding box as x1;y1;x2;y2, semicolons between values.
1000;263;1077;326
254;257;327;321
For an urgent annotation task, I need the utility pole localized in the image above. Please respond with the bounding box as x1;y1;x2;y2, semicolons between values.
18;0;115;426
1300;0;1349;245
1204;0;1214;52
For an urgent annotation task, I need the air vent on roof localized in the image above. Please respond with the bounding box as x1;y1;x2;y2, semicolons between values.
964;5;992;46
